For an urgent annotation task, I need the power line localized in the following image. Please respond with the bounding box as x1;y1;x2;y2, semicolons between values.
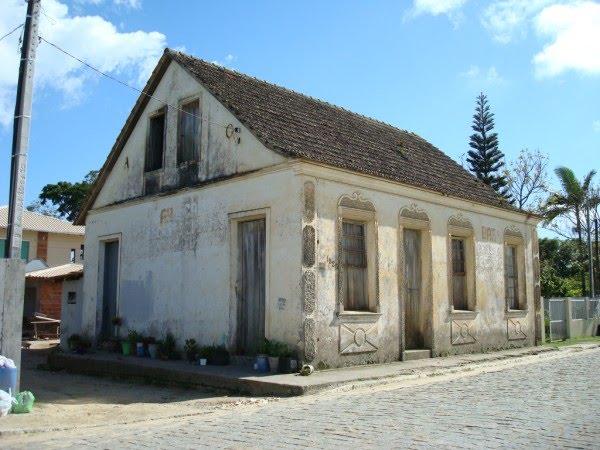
39;36;229;129
0;24;24;42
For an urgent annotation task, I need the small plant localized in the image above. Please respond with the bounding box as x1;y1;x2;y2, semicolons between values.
184;338;199;362
126;329;143;345
161;331;178;359
67;333;92;354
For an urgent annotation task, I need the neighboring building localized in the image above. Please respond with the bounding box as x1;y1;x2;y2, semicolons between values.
0;206;85;321
74;49;542;368
0;206;85;266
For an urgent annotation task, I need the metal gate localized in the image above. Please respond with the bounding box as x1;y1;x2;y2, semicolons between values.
544;298;567;342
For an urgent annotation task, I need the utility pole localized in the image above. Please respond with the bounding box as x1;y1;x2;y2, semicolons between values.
5;0;41;258
0;0;41;394
587;201;595;298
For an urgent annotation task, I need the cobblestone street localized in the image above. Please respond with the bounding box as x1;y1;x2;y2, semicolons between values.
5;347;600;449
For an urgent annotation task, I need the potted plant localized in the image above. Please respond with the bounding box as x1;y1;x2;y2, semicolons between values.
208;345;230;366
151;339;163;359
197;346;210;366
256;339;269;372
144;336;158;358
184;338;199;363
67;334;92;354
160;331;179;360
111;316;123;337
277;344;297;374
126;330;143;356
266;340;290;373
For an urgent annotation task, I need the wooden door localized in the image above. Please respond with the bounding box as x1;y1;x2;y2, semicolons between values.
404;229;424;349
237;219;266;355
101;241;119;339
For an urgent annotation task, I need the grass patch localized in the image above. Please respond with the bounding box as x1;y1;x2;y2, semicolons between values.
544;336;600;348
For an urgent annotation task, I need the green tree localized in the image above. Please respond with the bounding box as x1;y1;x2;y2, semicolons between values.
541;167;596;296
467;92;511;201
38;170;99;222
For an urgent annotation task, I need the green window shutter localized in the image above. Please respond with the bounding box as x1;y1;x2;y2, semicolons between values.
21;240;30;261
0;239;5;259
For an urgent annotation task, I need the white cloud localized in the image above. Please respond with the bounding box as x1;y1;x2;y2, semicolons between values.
533;1;600;77
593;120;600;132
0;0;165;127
460;65;506;84
211;54;237;68
74;0;141;8
481;0;555;43
405;0;468;25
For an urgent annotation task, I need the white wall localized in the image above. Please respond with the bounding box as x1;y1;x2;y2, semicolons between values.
59;277;84;347
83;167;302;350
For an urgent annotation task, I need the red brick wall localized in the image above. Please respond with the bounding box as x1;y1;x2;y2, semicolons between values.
37;231;48;262
39;281;62;319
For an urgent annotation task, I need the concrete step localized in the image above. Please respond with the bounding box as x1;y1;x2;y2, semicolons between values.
402;349;431;361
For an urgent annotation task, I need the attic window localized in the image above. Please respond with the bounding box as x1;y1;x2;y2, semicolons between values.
145;109;165;172
178;100;200;164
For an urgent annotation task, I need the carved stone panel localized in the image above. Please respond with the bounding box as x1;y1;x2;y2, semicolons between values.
304;318;316;361
302;270;316;315
302;225;315;268
451;319;477;345
507;318;527;341
339;322;379;354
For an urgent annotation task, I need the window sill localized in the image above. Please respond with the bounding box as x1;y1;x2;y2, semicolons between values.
506;309;528;318
449;310;478;320
337;311;382;323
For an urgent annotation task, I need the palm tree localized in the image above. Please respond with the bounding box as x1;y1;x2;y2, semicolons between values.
542;167;596;296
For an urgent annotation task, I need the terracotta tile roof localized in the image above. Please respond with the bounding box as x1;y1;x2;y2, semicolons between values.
169;50;512;210
26;263;83;280
0;206;85;235
77;49;516;224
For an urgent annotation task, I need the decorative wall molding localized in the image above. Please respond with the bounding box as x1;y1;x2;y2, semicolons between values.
400;203;429;222
507;318;527;340
302;225;315;268
339;322;378;354
302;270;316;315
448;213;473;230
504;225;523;238
303;181;315;223
304;318;316;361
339;192;375;212
451;319;477;345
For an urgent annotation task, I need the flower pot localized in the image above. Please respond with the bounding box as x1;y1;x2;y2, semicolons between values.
267;356;279;373
148;343;159;359
136;342;145;356
209;353;230;366
280;357;298;373
256;354;269;372
199;358;207;366
122;341;131;355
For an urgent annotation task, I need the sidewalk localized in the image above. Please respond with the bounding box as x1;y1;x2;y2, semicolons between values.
46;343;594;396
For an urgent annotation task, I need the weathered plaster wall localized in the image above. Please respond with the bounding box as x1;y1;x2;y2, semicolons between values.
304;164;539;368
93;61;287;210
82;167;302;351
59;278;84;348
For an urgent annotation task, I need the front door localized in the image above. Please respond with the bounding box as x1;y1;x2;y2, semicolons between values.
236;219;266;355
404;229;423;349
101;241;119;340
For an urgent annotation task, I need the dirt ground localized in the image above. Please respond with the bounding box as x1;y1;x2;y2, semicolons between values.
0;341;269;436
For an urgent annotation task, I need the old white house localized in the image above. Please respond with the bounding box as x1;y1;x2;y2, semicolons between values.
75;49;542;368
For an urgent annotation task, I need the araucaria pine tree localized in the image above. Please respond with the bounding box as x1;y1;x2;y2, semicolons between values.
467;93;511;201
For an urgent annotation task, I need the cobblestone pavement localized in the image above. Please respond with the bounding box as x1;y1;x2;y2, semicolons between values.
5;348;600;449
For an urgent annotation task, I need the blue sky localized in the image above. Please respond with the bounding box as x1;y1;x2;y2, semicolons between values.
1;0;599;229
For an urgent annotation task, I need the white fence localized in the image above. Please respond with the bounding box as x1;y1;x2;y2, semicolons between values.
544;297;600;342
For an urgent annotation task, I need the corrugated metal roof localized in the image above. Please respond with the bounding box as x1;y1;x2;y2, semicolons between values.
26;263;83;280
0;206;85;235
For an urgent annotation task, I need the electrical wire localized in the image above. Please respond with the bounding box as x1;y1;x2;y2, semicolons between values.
0;24;24;42
39;36;229;129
